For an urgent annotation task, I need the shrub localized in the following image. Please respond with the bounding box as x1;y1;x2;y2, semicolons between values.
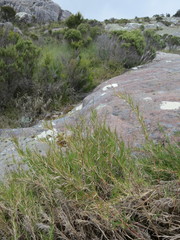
90;26;102;39
96;29;164;68
173;9;180;17
0;29;40;108
142;16;151;22
96;33;141;68
61;54;94;92
65;12;84;29
163;34;180;50
112;30;146;55
64;29;82;42
144;29;165;50
64;29;83;48
77;23;90;35
0;6;16;22
160;20;171;26
115;18;130;25
155;15;163;22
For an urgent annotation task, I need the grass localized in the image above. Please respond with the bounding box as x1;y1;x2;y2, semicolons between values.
0;108;179;239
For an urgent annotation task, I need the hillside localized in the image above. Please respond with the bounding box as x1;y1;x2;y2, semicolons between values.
0;1;180;239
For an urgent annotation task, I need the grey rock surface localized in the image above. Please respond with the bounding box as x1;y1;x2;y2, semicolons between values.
16;12;33;23
0;0;71;23
0;21;22;34
105;18;180;33
0;52;180;179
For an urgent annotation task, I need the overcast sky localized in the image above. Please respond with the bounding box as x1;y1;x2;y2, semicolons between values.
54;0;179;21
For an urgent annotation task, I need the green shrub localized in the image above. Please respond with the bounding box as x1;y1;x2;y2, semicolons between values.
144;29;165;50
155;15;163;21
90;26;102;39
140;24;145;31
160;20;171;26
115;18;130;25
112;30;146;55
173;9;180;17
62;54;94;92
142;16;151;22
77;23;90;34
64;29;83;48
163;34;180;50
0;29;40;107
0;6;16;22
64;29;82;42
30;33;39;41
65;12;84;29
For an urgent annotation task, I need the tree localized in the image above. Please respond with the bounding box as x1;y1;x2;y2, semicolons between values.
0;29;40;106
0;6;16;22
173;10;180;17
65;12;84;29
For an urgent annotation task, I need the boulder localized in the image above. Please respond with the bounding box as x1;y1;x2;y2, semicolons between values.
125;23;142;29
2;21;13;30
105;23;125;31
0;21;22;34
15;12;33;23
12;26;22;34
145;22;164;29
61;10;72;20
0;0;71;23
0;52;180;179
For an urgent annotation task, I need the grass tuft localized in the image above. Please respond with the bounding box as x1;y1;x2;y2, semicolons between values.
0;111;179;239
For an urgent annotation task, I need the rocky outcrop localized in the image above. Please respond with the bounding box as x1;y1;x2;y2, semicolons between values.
105;22;165;31
0;0;71;23
0;21;22;34
0;52;180;179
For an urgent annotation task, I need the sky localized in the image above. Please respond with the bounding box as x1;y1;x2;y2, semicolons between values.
54;0;179;21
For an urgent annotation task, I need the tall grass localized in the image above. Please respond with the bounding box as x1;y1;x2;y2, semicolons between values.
0;111;179;239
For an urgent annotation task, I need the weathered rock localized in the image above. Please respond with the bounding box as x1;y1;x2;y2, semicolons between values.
0;21;22;34
145;22;164;29
105;23;125;31
61;10;72;21
164;17;180;25
13;26;22;34
2;21;13;30
0;0;71;23
125;22;142;29
15;12;33;23
105;22;165;32
0;52;180;179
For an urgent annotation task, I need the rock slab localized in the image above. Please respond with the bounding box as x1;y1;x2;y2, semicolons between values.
0;0;71;23
0;52;180;179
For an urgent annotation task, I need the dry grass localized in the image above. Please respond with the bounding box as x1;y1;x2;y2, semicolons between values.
0;111;179;239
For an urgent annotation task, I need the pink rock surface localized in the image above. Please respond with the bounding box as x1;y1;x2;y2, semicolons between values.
0;52;180;178
54;52;180;147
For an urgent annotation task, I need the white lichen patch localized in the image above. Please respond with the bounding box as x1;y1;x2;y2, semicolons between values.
102;83;118;91
166;60;172;63
144;97;153;101
35;129;58;140
160;101;180;110
96;104;106;110
76;104;83;111
101;93;106;96
132;67;138;70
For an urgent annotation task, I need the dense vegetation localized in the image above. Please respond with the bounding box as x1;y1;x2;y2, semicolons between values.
173;9;180;17
1;12;178;128
0;10;180;240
